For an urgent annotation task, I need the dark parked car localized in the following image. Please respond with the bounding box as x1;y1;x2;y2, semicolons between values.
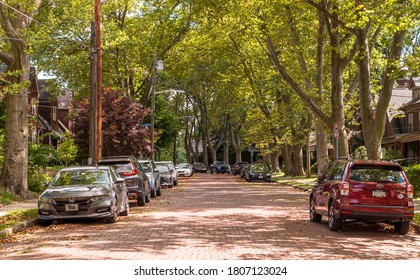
193;162;207;173
244;163;272;182
156;164;174;188
138;158;161;198
98;156;151;206
38;166;129;225
232;162;249;176
210;161;230;174
309;159;415;234
155;161;178;186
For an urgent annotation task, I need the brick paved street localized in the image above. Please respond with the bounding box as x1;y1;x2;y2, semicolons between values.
1;173;419;260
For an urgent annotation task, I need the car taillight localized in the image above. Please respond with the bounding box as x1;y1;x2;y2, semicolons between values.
340;182;350;196
123;163;139;176
407;184;414;199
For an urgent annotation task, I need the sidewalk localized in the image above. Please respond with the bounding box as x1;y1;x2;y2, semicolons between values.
0;199;38;217
0;199;38;239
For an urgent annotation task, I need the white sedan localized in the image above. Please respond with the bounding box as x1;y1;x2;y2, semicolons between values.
175;163;193;177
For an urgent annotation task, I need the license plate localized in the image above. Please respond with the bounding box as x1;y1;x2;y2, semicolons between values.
372;190;386;198
258;175;263;179
65;204;79;211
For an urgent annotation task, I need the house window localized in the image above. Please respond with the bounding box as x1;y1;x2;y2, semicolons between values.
52;107;57;121
408;113;413;132
31;129;36;143
418;111;420;130
31;100;36;115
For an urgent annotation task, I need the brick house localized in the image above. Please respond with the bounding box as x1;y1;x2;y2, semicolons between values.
28;69;72;148
382;77;420;161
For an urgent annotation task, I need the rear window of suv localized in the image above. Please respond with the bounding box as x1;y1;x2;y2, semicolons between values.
98;161;133;171
349;165;406;183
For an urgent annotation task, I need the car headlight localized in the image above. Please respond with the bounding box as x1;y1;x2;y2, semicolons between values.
39;196;56;204
90;194;111;202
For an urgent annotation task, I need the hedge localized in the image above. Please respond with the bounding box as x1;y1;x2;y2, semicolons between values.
403;165;420;198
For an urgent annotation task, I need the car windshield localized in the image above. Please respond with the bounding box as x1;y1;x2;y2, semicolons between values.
52;170;110;186
99;162;132;172
177;164;189;168
156;165;170;174
250;165;269;172
349;165;406;183
140;162;152;172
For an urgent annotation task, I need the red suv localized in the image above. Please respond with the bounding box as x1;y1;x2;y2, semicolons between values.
309;159;415;235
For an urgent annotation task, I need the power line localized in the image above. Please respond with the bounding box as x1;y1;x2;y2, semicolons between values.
0;1;46;28
0;1;89;50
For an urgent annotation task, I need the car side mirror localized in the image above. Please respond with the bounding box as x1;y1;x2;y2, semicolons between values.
154;168;159;173
317;175;323;183
115;178;125;184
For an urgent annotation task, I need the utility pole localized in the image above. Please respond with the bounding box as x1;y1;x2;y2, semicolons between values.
95;0;103;163
150;54;157;160
89;22;97;165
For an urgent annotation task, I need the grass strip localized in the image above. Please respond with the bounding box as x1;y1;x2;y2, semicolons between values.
0;209;38;231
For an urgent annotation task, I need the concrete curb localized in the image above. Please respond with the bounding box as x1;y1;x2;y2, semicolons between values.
0;218;38;239
283;181;420;234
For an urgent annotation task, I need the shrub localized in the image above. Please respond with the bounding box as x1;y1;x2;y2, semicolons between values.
403;164;420;198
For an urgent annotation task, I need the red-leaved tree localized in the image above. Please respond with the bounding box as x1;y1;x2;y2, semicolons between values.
72;89;151;157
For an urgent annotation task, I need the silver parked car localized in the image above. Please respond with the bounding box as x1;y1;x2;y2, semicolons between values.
155;161;178;186
38;166;129;225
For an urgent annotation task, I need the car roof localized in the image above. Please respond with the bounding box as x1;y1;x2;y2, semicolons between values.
59;166;111;172
98;156;135;162
336;159;403;168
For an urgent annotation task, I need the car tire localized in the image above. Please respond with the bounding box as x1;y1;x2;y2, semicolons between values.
120;196;130;216
395;221;410;235
38;219;52;227
309;197;322;223
137;194;146;206
151;187;157;198
145;192;151;203
156;186;162;196
174;180;178;186
327;202;342;231
106;201;118;223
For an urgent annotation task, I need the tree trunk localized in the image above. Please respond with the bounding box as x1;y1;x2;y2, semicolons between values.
269;149;281;172
330;19;349;158
291;145;304;176
223;139;229;164
2;54;30;198
231;129;242;163
315;120;329;174
0;1;40;197
282;145;293;176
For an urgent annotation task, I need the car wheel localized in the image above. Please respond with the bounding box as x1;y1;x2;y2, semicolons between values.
151;187;157;198
174;179;178;186
394;221;410;235
145;192;151;203
120;195;130;216
309;197;322;223
38;219;52;227
327;202;342;231
156;185;162;196
137;194;146;206
106;200;118;223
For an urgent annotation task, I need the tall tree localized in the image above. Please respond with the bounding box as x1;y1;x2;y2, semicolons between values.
0;0;41;197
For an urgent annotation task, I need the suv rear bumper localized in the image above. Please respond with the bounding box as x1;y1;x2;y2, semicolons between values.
337;207;414;222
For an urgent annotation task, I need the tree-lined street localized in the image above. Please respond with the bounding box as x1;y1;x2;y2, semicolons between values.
1;174;419;260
